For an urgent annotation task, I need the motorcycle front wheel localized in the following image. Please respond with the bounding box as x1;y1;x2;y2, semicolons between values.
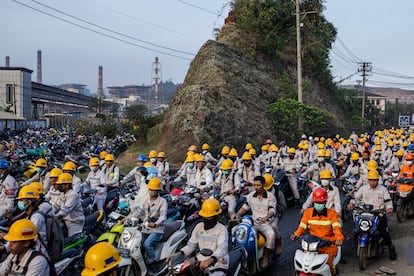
396;204;408;223
358;247;368;270
119;260;141;276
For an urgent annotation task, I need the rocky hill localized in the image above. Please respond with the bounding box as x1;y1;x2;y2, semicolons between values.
157;3;347;163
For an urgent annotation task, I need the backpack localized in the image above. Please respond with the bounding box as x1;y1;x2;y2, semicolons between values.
23;250;57;276
33;210;64;262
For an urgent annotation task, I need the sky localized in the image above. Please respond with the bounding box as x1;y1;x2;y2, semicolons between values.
1;0;414;94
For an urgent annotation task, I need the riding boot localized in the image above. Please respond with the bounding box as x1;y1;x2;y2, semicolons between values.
261;247;270;269
274;238;282;256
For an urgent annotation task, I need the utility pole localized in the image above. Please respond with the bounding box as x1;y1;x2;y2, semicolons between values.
358;62;372;127
296;0;303;130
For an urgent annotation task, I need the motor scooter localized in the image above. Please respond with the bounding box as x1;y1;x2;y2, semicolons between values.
232;215;273;274
117;218;187;276
396;178;414;223
293;234;341;276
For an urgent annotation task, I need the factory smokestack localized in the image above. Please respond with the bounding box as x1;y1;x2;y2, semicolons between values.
5;56;10;67
98;65;103;99
37;50;42;83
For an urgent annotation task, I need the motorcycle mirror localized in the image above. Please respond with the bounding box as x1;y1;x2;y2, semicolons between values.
200;248;213;257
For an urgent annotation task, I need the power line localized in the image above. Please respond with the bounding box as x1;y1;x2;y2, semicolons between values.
332;46;357;65
31;0;195;56
11;0;192;60
177;0;224;17
372;71;414;80
336;36;361;62
330;55;357;72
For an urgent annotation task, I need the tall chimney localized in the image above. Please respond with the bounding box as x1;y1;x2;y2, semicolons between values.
5;56;10;67
37;50;42;83
98;65;103;99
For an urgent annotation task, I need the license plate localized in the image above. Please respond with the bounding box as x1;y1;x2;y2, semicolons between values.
109;212;121;220
118;247;130;258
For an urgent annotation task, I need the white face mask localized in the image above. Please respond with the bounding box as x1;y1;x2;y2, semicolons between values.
317;157;325;162
321;179;330;187
150;158;156;163
408;161;413;166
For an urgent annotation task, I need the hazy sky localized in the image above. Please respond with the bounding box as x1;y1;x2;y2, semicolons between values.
1;0;414;94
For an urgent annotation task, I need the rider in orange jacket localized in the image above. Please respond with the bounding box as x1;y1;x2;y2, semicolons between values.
398;153;414;179
291;187;344;274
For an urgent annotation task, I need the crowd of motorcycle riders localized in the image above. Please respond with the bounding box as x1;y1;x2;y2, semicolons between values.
0;127;413;275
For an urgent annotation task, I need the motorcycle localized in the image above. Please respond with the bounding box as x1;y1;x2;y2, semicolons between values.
167;246;247;276
353;203;385;270
384;170;399;207
341;176;359;222
117;218;187;276
396;178;414;223
232;215;273;274
293;234;341;276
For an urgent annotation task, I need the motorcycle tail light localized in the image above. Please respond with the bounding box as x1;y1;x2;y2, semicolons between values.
359;219;372;232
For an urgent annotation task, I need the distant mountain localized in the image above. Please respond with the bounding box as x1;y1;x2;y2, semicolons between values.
342;85;414;104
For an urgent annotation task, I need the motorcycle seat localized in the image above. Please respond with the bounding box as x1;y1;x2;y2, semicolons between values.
56;248;83;262
64;233;82;246
160;221;181;242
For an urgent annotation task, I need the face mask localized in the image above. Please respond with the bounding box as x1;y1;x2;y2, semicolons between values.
317;157;325;162
321;180;330;187
187;163;194;169
0;174;3;179
289;155;294;160
35;167;41;173
57;185;65;192
149;191;158;197
408;161;413;166
18;201;28;211
314;203;325;211
203;217;218;230
150;158;156;163
222;170;229;175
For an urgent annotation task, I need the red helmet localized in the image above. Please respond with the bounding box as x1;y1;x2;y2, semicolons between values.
312;187;328;203
406;153;414;161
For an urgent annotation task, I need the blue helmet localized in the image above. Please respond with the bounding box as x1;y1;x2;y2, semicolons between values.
137;154;148;162
0;160;9;169
408;144;414;153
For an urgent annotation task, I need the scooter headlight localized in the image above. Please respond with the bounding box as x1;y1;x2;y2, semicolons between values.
308;241;319;252
359;219;372;232
301;239;309;251
121;229;132;243
235;225;248;242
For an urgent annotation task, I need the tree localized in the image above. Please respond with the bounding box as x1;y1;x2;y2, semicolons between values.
124;104;147;125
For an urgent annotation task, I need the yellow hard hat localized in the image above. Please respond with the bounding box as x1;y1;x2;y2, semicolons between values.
270;144;279;152
157;151;166;158
99;151;108;160
148;150;157;158
29;182;44;195
186;151;194;156
199;198;222;218
261;145;269;151
375;145;381;151
63;161;76;172
89;157;100;167
221;146;230;155
367;160;378;171
35;158;47;168
302;144;309;150
263;174;274;190
147;177;162;191
367;170;379;180
185;154;195;163
221;159;234;170
202;143;209;150
288;147;296;154
188;145;197;152
194;154;205;162
351;152;360;161
396;149;404;157
4;219;37;242
403;141;409;147
49;167;63;178
325;150;331;158
241;152;252;161
81;242;122;276
229;148;238;157
317;142;325;149
144;162;153;167
319;169;332;179
57;173;73;185
104;154;115;161
245;143;253;150
249;148;256;155
317;149;326;157
17;185;39;199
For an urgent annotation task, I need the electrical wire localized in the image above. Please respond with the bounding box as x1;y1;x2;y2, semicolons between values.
332;46;357;65
177;0;224;17
336;36;361;62
31;0;195;56
11;0;192;60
